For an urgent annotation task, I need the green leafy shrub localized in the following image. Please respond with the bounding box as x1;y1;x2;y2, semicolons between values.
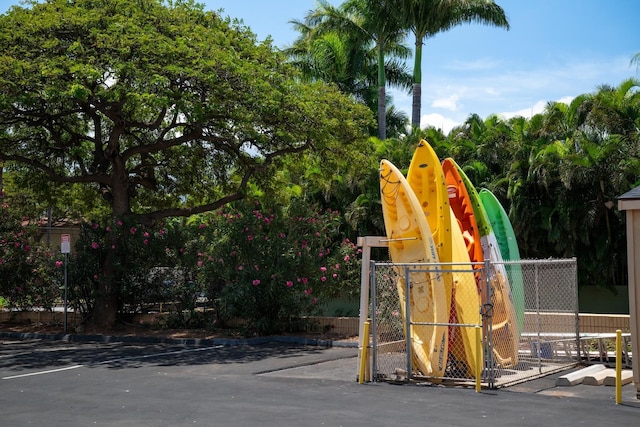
67;218;195;319
0;200;63;309
196;200;360;335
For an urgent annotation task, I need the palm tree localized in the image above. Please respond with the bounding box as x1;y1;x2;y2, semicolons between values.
631;52;640;71
396;0;509;129
293;0;409;140
286;13;412;137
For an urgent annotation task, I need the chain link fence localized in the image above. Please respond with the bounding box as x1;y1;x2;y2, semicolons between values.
369;258;579;388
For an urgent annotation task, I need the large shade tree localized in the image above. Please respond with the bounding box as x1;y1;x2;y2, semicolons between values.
0;0;371;327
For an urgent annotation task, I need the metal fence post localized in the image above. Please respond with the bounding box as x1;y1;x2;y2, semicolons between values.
535;262;542;372
370;260;377;382
405;266;412;382
573;258;580;362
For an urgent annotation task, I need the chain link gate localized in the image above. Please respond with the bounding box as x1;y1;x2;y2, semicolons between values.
368;258;579;388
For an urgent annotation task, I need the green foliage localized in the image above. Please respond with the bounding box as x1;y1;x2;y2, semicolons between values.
67;218;193;317
196;199;361;335
0;199;63;309
288;0;411;139
0;0;371;327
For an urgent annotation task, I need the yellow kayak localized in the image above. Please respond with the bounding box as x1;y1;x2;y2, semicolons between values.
380;159;448;377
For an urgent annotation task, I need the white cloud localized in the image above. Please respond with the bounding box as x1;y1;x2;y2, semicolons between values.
556;95;576;105
417;54;634;124
498;100;547;120
431;94;459;111
498;96;577;120
420;113;460;135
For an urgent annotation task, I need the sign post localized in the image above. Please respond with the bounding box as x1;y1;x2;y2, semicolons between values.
61;234;70;334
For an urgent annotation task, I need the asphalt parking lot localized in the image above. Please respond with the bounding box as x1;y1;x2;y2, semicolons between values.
0;337;638;426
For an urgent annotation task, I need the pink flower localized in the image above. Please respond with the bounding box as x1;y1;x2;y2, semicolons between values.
105;226;111;232
238;265;244;271
332;273;338;279
279;232;286;238
285;280;293;288
91;242;99;249
252;279;261;286
130;227;137;234
247;235;254;241
320;266;327;272
197;260;203;267
304;288;313;295
159;229;165;235
143;239;149;245
344;255;350;262
334;264;340;269
144;232;150;237
55;261;63;267
321;276;327;282
312;298;317;305
199;223;206;229
117;220;123;226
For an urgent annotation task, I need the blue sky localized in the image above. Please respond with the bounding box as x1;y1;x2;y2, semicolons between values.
2;0;638;134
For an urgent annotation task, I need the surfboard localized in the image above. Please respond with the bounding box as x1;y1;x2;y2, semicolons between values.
448;208;482;377
478;189;525;337
454;165;519;367
379;159;449;377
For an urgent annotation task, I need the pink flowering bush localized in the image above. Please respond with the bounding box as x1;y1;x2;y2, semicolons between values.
0;201;63;309
1;193;361;332
197;200;360;335
67;218;195;319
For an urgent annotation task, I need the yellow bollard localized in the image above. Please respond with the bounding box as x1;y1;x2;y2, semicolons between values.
616;329;622;404
359;321;370;384
475;326;482;393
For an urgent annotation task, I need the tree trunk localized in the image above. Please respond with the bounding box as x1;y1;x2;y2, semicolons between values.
378;86;386;140
412;82;421;130
91;248;119;329
377;45;386;140
412;38;423;130
90;151;130;329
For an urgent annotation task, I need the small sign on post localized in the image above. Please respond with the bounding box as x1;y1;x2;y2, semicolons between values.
61;234;71;254
60;234;70;333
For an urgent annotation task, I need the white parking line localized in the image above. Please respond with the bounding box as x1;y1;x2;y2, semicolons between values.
2;365;84;380
1;345;225;380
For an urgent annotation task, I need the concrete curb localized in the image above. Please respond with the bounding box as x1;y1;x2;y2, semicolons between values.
0;331;358;348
